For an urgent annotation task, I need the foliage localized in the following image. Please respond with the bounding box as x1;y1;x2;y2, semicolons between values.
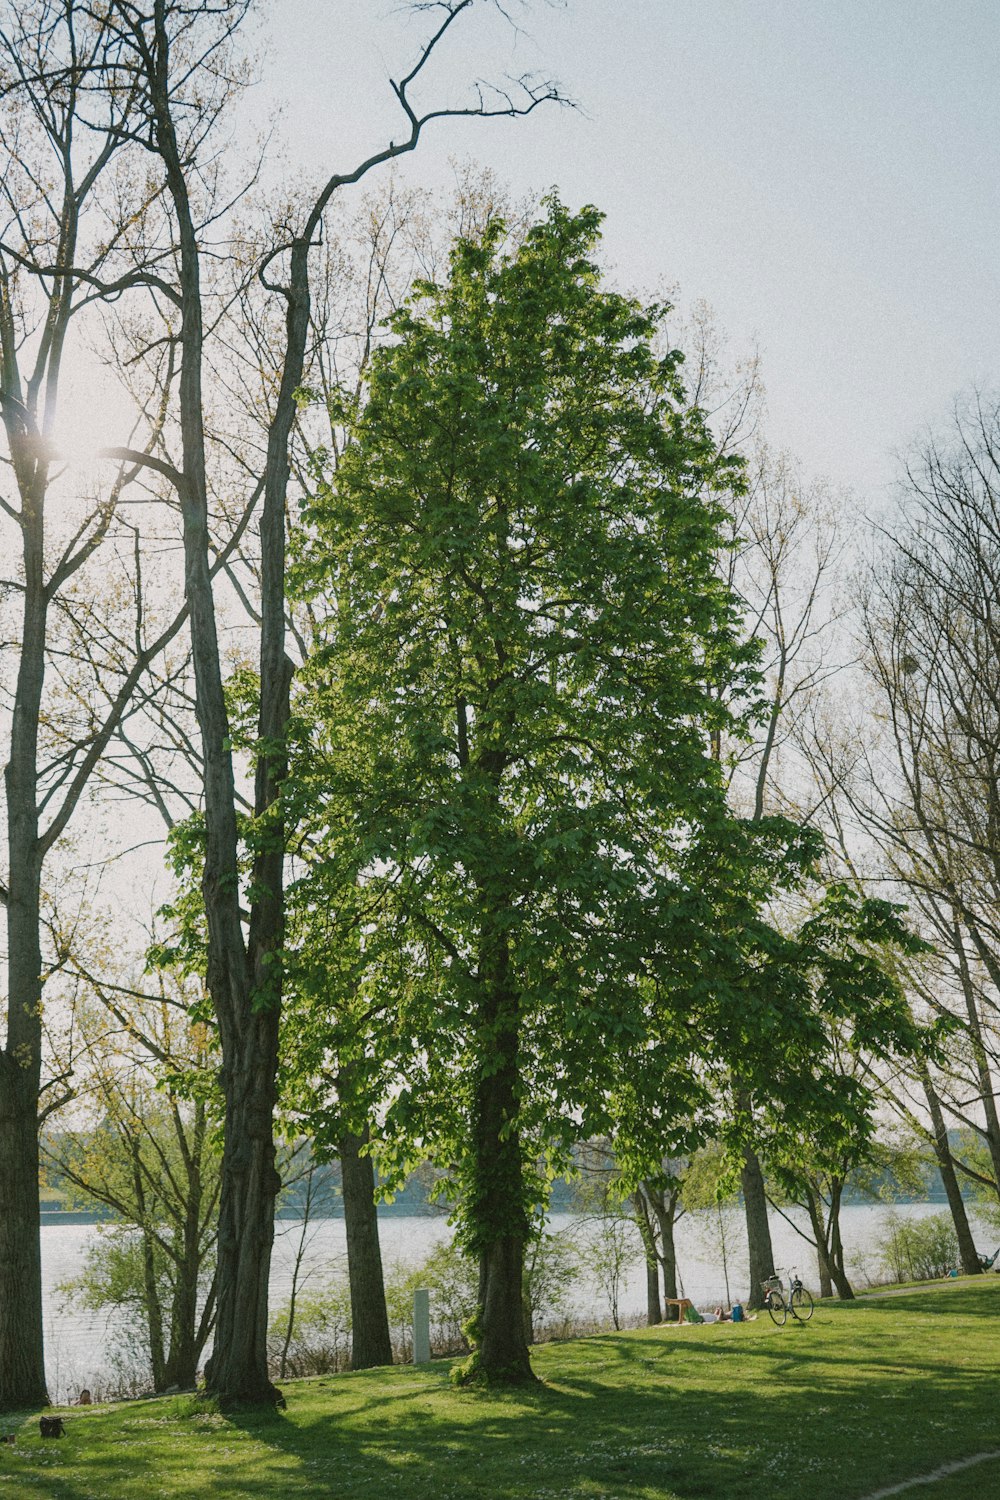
267;1281;353;1379
575;1215;643;1332
267;1231;581;1376
522;1231;580;1337
288;195;762;1285
952;1129;1000;1233
45;992;221;1391
58;1229;172;1398
874;1212;959;1283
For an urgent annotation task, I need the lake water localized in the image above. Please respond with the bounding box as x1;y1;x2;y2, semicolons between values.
40;1200;996;1401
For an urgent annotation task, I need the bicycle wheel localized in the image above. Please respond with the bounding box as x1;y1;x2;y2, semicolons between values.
790;1286;814;1322
766;1291;786;1326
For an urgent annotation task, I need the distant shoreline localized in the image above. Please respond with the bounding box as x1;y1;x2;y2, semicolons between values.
39;1205;452;1226
39;1195;959;1229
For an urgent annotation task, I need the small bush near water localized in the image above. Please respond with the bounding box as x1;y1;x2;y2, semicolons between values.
267;1232;580;1376
875;1211;958;1283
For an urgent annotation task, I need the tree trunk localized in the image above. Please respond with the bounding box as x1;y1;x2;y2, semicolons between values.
165;1302;199;1389
141;1230;168;1392
204;1015;282;1402
477;1232;530;1380
0;516;49;1409
741;1146;775;1310
464;915;533;1384
632;1188;662;1326
521;1237;539;1346
165;1214;203;1388
0;1064;47;1408
956;925;1000;1192
922;1066;982;1275
827;1184;854;1300
147;14;287;1406
644;1253;662;1325
129;1150;168;1391
651;1194;680;1303
803;1186;834;1299
340;1126;392;1369
166;1099;212;1388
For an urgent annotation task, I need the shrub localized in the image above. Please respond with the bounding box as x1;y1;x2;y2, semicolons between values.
523;1230;580;1342
267;1280;352;1377
268;1230;583;1375
875;1212;958;1283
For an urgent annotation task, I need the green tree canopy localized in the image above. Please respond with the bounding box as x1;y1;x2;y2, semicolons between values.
289;198;768;1381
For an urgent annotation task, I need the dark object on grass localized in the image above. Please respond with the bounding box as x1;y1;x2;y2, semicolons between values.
39;1416;65;1438
1;1433;15;1443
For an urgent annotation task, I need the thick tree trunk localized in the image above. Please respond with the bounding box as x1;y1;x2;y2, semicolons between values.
464;912;533;1384
828;1197;854;1300
741;1146;775;1310
922;1067;982;1275
148;15;290;1405
804;1187;834;1299
339;1126;392;1369
0;523;49;1409
632;1189;662;1326
477;1231;531;1379
0;1065;47;1408
652;1196;680;1302
204;1013;282;1403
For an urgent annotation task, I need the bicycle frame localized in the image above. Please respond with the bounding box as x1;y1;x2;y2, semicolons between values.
762;1268;809;1321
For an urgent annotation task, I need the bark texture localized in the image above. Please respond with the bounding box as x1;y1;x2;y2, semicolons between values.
0;1066;47;1407
0;427;49;1408
922;1068;982;1276
632;1188;663;1326
465;914;533;1384
143;5;288;1404
741;1147;775;1310
651;1191;680;1303
340;1127;392;1370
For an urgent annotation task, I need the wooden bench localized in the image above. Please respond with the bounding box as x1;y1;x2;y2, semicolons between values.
663;1297;693;1324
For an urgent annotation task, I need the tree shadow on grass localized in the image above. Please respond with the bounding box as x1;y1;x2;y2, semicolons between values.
5;1302;999;1500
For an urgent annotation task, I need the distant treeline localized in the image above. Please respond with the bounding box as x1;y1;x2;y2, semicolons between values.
39;1133;956;1221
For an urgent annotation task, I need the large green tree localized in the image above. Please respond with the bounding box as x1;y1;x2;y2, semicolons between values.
291;200;759;1383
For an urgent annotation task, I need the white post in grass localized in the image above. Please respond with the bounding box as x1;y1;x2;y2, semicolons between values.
413;1288;431;1364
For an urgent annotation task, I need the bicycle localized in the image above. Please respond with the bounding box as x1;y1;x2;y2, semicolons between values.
761;1268;814;1326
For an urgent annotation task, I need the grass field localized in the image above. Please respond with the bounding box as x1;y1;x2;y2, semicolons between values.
1;1277;997;1500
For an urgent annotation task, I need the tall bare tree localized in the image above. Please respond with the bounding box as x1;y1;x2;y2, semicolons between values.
90;0;561;1404
721;440;848;1307
843;395;1000;1233
0;1;193;1407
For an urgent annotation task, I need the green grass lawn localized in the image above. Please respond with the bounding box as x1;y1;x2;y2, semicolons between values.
2;1278;998;1500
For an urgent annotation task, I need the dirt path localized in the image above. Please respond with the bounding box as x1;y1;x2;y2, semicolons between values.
858;1449;1000;1498
855;1276;991;1300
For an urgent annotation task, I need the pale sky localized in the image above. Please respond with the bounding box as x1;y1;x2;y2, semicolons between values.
253;0;1000;506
